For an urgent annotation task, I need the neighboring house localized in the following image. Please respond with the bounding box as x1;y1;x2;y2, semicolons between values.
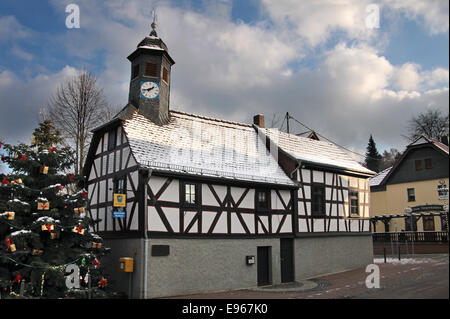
370;136;449;233
83;25;375;298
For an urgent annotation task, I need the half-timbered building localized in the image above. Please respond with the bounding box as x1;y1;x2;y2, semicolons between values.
83;24;375;298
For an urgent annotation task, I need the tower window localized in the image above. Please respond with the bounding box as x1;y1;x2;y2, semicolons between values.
132;64;139;79
144;62;158;77
162;67;169;83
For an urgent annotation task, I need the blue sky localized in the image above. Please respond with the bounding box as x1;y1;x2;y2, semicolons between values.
0;0;449;171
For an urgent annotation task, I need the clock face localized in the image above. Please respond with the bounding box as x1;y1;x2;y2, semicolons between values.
140;81;159;99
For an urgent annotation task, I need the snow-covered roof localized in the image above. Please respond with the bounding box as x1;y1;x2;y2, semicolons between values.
262;128;375;176
370;166;392;187
122;108;296;186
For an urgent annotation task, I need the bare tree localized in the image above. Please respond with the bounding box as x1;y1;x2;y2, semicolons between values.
47;69;113;175
405;108;449;142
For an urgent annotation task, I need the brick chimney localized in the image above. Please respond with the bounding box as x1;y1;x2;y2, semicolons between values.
253;114;265;128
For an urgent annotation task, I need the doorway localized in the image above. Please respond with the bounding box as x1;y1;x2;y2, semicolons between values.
257;246;271;286
280;238;294;283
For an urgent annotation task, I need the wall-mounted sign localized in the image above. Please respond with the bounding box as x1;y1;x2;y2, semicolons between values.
405;205;444;213
437;182;448;200
113;194;126;207
113;210;126;219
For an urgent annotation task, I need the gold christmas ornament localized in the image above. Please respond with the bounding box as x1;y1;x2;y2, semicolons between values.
92;242;102;249
50;232;60;240
10;244;16;252
74;207;86;215
32;249;43;256
40;165;49;174
5;211;15;220
37;202;50;210
41;224;54;231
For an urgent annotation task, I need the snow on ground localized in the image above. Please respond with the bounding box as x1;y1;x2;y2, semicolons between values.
374;257;437;264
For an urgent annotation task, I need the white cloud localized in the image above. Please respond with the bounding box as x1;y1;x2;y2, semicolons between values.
11;46;34;61
261;0;376;47
383;0;449;34
0;15;31;42
0;66;79;144
392;63;421;91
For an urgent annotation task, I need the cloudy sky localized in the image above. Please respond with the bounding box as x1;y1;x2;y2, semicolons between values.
0;0;448;170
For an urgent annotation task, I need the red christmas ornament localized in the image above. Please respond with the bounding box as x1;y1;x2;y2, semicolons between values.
2;178;10;185
20;154;27;161
49;147;58;153
93;259;100;268
5;238;11;251
69;174;74;181
14;274;22;284
98;278;107;288
81;190;87;198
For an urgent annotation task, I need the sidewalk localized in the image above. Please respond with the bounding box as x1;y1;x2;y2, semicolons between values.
166;254;449;299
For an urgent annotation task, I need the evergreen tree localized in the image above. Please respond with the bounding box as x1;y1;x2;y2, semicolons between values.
0;121;120;298
364;135;382;172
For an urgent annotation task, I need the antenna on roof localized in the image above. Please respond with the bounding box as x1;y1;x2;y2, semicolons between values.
150;9;158;37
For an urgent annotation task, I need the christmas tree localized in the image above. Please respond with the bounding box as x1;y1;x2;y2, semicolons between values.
0;120;120;298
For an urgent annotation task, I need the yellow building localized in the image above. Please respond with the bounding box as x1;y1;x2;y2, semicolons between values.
370;136;449;233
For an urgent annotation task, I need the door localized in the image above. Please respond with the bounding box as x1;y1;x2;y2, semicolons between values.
257;246;271;286
280;238;294;283
423;216;435;241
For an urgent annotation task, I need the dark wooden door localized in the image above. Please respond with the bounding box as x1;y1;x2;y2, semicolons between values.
280;238;294;283
423;216;435;231
257;247;271;286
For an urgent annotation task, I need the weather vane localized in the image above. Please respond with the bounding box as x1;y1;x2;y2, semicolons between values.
150;10;158;37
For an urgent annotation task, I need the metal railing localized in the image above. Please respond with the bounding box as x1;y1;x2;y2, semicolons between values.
372;231;449;243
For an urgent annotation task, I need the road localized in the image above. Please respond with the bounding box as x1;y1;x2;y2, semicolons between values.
167;254;449;299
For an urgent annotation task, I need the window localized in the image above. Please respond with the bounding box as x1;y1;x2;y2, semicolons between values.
256;189;270;211
405;215;417;231
144;62;158;77
107;128;117;151
349;189;359;216
114;176;126;194
425;158;432;169
184;183;198;205
131;64;139;79
415;160;422;171
407;188;415;202
311;184;325;216
162;67;169;83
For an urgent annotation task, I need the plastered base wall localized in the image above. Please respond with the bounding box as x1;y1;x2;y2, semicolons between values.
145;238;281;298
294;234;374;280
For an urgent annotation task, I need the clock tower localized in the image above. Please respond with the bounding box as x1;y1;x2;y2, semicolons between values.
127;14;175;125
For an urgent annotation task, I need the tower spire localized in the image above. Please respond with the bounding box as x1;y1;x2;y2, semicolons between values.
150;10;158;37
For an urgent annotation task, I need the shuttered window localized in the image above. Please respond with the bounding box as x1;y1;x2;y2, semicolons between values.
144;62;158;77
256;189;270;211
132;64;139;79
162;67;169;83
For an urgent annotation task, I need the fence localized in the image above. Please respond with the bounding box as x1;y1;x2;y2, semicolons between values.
373;231;449;243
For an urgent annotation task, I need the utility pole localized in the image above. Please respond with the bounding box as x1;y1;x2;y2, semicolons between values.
286;112;290;134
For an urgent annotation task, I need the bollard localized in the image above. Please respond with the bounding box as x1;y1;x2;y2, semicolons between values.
383;247;387;263
398;246;401;261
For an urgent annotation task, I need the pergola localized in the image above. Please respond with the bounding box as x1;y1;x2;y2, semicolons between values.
370;211;449;232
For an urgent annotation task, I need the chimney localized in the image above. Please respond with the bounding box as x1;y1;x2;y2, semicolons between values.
253;114;265;128
440;135;449;146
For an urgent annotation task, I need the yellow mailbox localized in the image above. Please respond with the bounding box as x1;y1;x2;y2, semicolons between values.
119;257;134;273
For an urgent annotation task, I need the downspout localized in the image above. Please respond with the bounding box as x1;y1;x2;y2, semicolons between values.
141;168;152;299
290;160;302;180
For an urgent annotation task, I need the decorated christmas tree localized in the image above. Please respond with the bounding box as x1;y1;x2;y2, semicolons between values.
0;120;120;298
